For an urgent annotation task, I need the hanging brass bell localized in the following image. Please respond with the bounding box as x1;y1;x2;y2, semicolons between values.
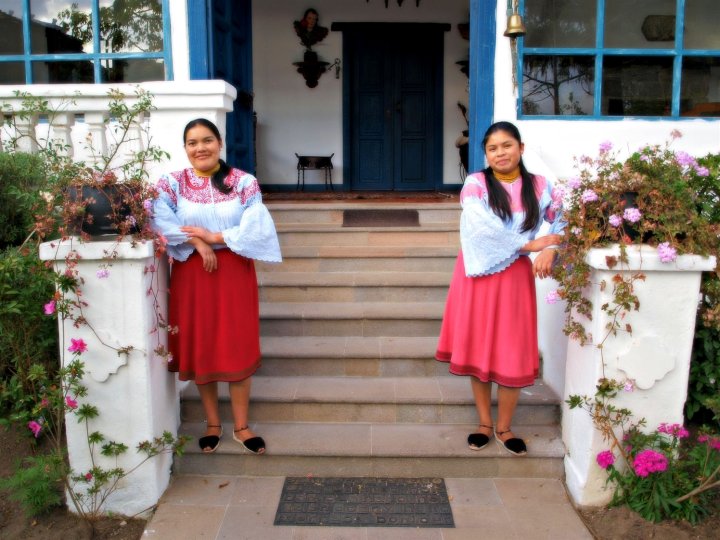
503;14;527;38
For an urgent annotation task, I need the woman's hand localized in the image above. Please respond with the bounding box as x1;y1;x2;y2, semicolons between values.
533;248;557;279
521;233;563;253
188;238;217;272
181;226;224;245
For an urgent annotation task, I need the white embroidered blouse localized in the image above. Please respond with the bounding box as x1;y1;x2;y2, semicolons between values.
460;172;565;277
151;167;282;263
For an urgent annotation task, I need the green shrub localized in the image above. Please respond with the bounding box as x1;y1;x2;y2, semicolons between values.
0;152;46;249
0;453;65;515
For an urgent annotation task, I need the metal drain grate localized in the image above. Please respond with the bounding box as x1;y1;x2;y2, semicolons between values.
274;477;454;528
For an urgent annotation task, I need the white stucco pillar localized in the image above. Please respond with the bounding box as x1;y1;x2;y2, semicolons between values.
39;238;178;517
562;245;715;506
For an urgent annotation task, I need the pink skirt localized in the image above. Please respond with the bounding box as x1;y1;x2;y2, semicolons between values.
436;251;539;387
168;249;261;384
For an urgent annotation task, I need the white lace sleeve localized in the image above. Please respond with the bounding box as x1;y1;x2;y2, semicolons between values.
222;202;282;263
460;197;528;277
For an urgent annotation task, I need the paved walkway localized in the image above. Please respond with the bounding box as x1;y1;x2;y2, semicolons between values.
142;475;593;539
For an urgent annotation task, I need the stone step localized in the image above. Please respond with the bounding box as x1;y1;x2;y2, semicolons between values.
257;271;451;302
258;336;442;377
173;421;565;479
276;227;460;248
266;202;460;226
180;376;560;426
259;302;444;337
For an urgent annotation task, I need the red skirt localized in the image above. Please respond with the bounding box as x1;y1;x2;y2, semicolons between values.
436;252;539;387
168;249;260;384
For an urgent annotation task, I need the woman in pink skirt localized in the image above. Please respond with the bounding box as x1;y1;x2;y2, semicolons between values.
436;121;565;455
152;119;281;455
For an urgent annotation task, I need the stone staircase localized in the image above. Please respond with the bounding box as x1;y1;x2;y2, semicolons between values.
174;201;564;478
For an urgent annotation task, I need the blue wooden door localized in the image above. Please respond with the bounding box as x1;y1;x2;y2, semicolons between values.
188;0;254;173
344;25;444;191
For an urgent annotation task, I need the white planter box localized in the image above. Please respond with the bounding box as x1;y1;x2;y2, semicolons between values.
40;238;178;517
562;245;716;506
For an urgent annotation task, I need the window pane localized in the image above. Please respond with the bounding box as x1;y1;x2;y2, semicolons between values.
524;0;596;48
685;0;720;50
0;62;25;84
101;58;165;82
0;0;24;54
32;60;94;83
522;55;595;115
681;57;720;117
99;0;164;53
30;0;93;54
602;56;673;116
604;0;675;49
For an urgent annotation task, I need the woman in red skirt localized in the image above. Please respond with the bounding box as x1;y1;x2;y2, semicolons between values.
152;119;281;455
436;121;565;455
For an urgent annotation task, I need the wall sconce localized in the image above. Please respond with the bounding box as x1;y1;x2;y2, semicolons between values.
503;0;526;38
293;50;329;88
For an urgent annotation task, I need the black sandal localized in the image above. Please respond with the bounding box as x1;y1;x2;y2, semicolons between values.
198;424;223;453
468;423;494;450
495;428;527;456
233;425;266;455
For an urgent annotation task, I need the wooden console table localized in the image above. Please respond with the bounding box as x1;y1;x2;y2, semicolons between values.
295;153;334;191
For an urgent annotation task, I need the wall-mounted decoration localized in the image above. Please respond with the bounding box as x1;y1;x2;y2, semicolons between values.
641;15;675;42
366;0;422;7
294;50;329;88
294;8;329;50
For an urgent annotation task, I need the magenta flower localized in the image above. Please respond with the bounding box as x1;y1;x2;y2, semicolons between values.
599;141;613;153
545;290;561;305
596;450;615;469
658;423;689;439
567;177;582;190
694;166;709;177
96;268;110;279
632;449;668;477
68;338;88;354
623;380;635;392
623;208;642;223
698;434;710;443
609;214;622;228
675;151;697;168
85;472;93;481
581;189;598;203
657;242;677;263
40;398;49;408
28;420;42;438
65;396;78;410
43;300;56;315
712;439;720;451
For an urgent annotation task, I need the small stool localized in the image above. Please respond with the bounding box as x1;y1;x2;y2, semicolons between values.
295;153;334;191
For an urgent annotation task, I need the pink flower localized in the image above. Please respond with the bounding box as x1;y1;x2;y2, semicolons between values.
28;420;42;438
657;242;677;263
658;423;688;439
545;290;561;305
670;129;682;140
68;338;88;354
623;208;642;223
85;472;93;481
609;214;622;228
675;151;697;168
143;199;153;212
698;434;710;443
694;166;709;177
596;450;615;469
712;440;720;451
40;398;49;408
96;268;110;279
623;380;634;392
640;155;651;163
43;300;56;315
567;177;582;190
65;396;78;410
599;141;613;153
632;449;668;477
581;189;598;203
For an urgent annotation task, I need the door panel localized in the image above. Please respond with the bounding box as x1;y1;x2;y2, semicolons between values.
346;25;443;191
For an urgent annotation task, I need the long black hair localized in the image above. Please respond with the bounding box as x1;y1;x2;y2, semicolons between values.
481;121;539;233
183;118;233;195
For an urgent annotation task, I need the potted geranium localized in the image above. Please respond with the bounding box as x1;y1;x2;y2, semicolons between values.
554;132;720;513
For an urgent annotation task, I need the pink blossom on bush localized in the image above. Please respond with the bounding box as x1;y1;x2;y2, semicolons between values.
545;290;561;305
675;151;697;168
657;242;678;263
43;300;56;315
28;420;42;438
65;396;78;410
632;449;668;477
96;268;110;279
623;380;635;392
623;208;642;223
85;472;93;481
40;398;49;408
567;177;582;190
596;450;615;469
581;189;598;203
599;141;613;153
694;166;709;177
68;338;88;354
609;214;622;227
658;423;689;439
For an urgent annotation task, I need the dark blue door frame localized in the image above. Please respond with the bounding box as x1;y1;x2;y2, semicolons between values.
469;0;496;173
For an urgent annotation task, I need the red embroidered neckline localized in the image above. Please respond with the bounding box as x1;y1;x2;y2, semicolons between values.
184;170;209;190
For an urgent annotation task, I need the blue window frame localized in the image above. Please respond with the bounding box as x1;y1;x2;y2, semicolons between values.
0;0;173;84
519;0;719;118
